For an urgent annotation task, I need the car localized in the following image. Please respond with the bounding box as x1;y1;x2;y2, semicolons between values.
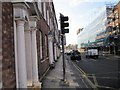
70;50;81;60
66;52;71;56
85;49;99;58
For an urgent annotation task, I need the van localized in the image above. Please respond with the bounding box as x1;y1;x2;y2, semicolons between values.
85;49;99;58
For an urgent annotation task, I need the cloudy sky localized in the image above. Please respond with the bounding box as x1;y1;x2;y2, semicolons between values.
53;0;119;46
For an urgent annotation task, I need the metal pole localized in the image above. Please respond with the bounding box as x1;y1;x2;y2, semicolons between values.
61;34;65;81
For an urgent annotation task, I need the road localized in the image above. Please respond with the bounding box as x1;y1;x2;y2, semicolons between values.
72;54;120;89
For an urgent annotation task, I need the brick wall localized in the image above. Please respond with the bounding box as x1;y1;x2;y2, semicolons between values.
37;18;49;80
2;2;16;88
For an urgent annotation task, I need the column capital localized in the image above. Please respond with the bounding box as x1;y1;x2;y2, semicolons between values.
30;16;39;21
13;3;29;22
30;27;37;32
15;19;26;26
25;29;32;32
48;36;53;42
29;21;37;29
29;16;39;30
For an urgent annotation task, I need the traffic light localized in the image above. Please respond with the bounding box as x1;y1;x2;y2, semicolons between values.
60;13;69;34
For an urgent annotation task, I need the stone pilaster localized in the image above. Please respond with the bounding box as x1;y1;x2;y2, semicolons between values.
16;19;27;88
30;16;41;88
48;35;54;67
25;27;33;87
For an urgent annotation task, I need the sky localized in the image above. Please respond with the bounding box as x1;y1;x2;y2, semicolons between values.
53;0;119;46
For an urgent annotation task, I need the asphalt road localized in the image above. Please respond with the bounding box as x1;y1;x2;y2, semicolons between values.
72;54;120;89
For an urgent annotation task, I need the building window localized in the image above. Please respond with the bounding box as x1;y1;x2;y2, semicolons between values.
45;35;49;57
47;10;50;25
41;2;44;17
37;1;42;13
40;31;43;60
43;2;47;20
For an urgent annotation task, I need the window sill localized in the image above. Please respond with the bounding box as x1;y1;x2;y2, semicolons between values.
40;59;45;63
40;57;49;63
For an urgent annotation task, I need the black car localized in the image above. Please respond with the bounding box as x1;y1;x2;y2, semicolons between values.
66;52;71;56
70;50;81;60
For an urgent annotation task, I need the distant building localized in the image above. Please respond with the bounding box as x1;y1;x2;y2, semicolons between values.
65;44;77;52
77;3;116;53
106;1;120;55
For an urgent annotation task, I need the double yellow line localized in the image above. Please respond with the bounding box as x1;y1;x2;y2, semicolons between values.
71;60;116;90
71;61;98;90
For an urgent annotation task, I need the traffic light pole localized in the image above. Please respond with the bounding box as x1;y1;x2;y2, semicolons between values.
60;13;69;86
61;33;65;81
60;33;69;86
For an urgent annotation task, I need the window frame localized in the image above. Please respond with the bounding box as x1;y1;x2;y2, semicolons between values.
39;30;43;61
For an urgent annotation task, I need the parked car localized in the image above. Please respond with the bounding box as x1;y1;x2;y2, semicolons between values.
85;49;99;58
70;50;81;60
65;52;71;56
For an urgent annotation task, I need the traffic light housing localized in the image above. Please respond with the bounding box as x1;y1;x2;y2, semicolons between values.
60;14;69;34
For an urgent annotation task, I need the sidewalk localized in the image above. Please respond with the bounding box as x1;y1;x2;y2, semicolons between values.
41;54;89;89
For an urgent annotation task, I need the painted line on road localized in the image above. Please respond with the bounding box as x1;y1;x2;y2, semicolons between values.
69;61;89;88
92;74;98;87
96;85;115;90
71;61;98;89
79;75;89;88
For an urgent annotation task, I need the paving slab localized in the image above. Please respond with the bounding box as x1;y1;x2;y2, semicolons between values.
42;55;90;89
